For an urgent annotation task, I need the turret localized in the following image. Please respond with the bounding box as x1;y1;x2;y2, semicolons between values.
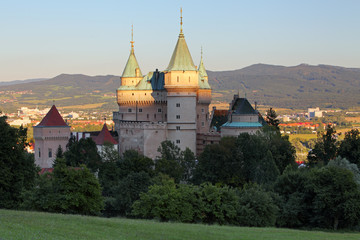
198;48;208;81
121;25;143;86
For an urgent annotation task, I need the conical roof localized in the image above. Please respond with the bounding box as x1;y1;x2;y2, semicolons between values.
37;105;68;127
92;124;118;145
198;54;208;78
166;32;196;71
122;48;142;78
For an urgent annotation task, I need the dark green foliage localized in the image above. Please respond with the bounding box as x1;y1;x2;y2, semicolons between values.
309;166;360;230
155;141;196;183
55;145;64;159
98;150;155;217
265;108;280;130
193;130;294;186
0;115;37;208
112;172;152;216
64;137;102;173
328;156;360;185
237;184;278;227
274;167;310;228
338;129;360;168
22;158;104;215
193;137;244;186
274;165;360;230
308;125;338;166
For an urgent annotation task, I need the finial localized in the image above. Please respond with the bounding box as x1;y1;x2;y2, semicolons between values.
201;46;203;59
180;8;183;34
130;24;134;49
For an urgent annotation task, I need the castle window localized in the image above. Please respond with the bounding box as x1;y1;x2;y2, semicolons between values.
38;148;41;158
145;93;147;95
132;93;134;96
197;114;199;119
176;126;180;130
176;115;180;119
48;148;52;158
189;76;190;82
139;108;143;112
165;114;167;119
147;114;149;119
176;140;180;144
202;122;205;127
177;76;179;82
176;103;180;107
202;108;204;113
128;108;132;113
126;129;128;134
203;140;205;144
154;114;156;119
158;108;162;113
206;114;208;120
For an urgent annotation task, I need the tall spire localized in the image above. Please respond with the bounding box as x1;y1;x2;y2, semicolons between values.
122;25;142;78
180;8;183;35
130;24;134;51
198;47;208;78
166;8;196;71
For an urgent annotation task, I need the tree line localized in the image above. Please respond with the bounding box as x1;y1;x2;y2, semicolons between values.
2;112;360;230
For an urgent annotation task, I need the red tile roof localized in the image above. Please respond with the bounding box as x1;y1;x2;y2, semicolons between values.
37;105;68;127
92;124;118;145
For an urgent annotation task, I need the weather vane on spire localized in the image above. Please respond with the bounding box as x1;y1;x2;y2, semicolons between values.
180;8;183;34
130;24;134;49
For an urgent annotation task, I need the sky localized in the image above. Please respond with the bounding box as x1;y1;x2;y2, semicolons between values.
1;0;359;82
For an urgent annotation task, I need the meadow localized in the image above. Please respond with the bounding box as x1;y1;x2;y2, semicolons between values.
1;209;360;240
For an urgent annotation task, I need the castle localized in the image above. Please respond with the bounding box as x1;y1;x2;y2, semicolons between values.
113;11;212;158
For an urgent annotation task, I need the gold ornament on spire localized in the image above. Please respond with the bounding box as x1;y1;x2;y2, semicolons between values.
180;8;183;34
130;24;134;49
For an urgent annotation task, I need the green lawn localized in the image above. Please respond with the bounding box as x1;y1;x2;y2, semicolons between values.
1;210;360;240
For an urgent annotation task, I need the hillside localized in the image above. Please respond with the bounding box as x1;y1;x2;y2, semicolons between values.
208;64;360;109
1;64;360;112
1;209;359;240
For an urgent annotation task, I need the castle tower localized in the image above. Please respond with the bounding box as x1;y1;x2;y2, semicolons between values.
196;48;212;133
164;9;199;153
34;105;70;168
121;25;143;87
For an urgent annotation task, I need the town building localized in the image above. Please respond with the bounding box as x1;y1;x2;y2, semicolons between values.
113;12;212;158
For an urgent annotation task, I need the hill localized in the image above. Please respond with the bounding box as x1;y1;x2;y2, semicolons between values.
1;64;360;112
208;64;360;109
1;209;359;240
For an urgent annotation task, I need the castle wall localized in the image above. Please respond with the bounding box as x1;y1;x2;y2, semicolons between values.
34;126;70;168
231;114;259;123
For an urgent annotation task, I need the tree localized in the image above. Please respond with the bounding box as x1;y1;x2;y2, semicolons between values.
309;166;360;230
327;156;360;185
64;137;102;173
0;115;37;208
308;125;338;166
22;158;104;215
266;108;280;130
55;145;64;159
236;184;278;227
338;129;360;167
155;141;184;183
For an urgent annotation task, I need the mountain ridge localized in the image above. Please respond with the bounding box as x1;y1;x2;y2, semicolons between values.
1;64;360;112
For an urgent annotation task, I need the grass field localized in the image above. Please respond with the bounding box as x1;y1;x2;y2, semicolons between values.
288;134;317;141
1;209;360;240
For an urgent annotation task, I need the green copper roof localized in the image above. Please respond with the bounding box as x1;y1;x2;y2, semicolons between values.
221;122;263;128
198;55;208;78
122;48;143;78
166;33;196;71
198;75;211;89
118;71;165;91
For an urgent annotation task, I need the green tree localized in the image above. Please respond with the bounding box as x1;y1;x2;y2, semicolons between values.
236;184;278;227
308;124;338;166
55;145;64;159
338;129;360;167
327;156;360;185
0;115;37;208
22;158;104;215
155;141;183;183
265;108;280;130
309;166;360;230
64;137;102;173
